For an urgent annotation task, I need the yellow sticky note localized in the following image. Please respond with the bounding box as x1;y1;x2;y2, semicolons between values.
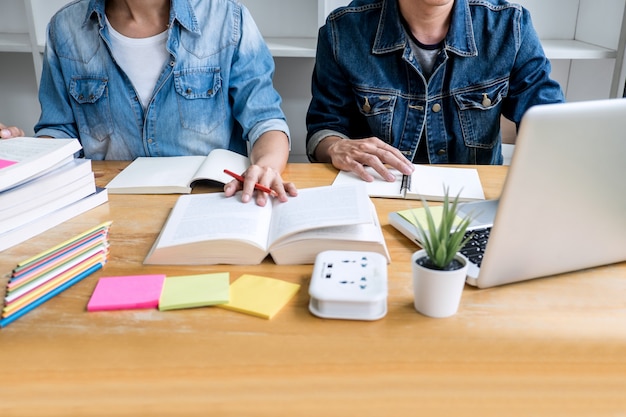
159;273;230;311
218;274;300;319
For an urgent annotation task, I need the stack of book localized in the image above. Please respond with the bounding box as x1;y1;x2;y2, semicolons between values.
0;137;108;252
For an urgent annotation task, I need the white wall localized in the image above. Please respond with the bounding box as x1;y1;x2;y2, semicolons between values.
0;52;39;137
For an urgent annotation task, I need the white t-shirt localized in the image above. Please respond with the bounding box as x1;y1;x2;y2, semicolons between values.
106;18;169;109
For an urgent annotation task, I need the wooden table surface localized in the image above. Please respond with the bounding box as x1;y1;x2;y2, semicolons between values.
1;162;625;417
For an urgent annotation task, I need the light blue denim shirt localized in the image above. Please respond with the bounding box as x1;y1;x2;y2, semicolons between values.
306;0;565;164
35;0;290;160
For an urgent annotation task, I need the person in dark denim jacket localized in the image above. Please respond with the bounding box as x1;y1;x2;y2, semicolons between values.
33;0;296;205
306;0;565;182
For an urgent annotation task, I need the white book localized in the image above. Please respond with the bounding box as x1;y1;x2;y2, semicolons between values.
106;149;250;194
0;188;109;252
0;173;96;234
0;137;82;192
332;164;485;202
0;159;93;214
144;183;390;265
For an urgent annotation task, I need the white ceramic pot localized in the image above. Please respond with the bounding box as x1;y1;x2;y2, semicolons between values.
411;250;469;318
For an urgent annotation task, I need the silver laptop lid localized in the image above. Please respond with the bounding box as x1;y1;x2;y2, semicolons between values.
473;98;626;288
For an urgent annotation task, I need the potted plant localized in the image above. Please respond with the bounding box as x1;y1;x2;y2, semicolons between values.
411;187;473;318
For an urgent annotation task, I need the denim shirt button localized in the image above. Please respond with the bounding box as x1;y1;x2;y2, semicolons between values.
432;103;441;113
482;94;492;107
362;97;371;113
437;149;446;156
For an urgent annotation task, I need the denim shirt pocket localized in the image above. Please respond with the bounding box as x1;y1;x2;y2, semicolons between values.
354;89;396;143
69;77;113;141
174;67;225;135
454;80;509;149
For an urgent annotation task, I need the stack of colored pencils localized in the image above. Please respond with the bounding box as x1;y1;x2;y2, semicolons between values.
1;222;111;328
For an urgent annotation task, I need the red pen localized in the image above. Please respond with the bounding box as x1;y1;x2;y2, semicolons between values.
223;169;277;196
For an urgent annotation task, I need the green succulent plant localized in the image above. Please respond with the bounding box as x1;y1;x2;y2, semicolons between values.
413;187;474;270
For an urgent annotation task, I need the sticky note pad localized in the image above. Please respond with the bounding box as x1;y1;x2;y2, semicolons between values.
158;273;230;311
397;206;462;228
87;274;166;312
218;274;300;319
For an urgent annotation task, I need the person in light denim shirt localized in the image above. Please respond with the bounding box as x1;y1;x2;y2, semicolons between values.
0;124;24;139
33;0;297;205
306;0;565;182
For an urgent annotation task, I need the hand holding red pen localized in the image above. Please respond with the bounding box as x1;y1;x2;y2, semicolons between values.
223;167;297;206
224;169;277;196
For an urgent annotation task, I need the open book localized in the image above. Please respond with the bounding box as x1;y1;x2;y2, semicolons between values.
0;137;81;192
106;149;249;194
144;183;390;265
332;164;485;202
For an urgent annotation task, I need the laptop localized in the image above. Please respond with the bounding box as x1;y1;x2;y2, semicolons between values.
389;98;626;288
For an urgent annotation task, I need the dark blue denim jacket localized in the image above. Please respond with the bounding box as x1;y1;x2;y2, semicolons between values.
35;0;289;160
306;0;565;164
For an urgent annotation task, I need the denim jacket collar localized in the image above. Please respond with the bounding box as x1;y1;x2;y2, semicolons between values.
83;0;201;35
373;0;477;57
83;0;105;29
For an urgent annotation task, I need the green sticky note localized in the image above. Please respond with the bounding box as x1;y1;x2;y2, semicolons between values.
217;274;300;320
397;206;462;228
158;273;230;311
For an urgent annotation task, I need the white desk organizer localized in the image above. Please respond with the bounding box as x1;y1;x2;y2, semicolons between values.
308;250;388;321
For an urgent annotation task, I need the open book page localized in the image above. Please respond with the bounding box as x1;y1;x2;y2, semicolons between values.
332;167;404;198
194;148;250;185
269;201;390;265
267;183;373;247
407;165;485;201
151;193;272;250
106;156;206;194
332;164;485;201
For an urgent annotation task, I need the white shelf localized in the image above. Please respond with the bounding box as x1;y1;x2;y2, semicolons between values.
0;33;31;53
517;0;626;98
265;37;317;58
543;40;617;60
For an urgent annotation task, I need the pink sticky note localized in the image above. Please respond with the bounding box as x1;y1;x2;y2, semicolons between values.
87;274;166;311
0;159;18;169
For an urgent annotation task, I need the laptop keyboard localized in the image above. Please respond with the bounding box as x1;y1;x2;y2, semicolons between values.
460;227;492;267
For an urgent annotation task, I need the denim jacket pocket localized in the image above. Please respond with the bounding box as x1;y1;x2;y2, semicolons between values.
454;80;509;149
69;77;113;141
174;67;225;135
354;89;396;143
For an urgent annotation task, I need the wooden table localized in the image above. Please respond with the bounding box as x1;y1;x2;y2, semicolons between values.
1;162;625;416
